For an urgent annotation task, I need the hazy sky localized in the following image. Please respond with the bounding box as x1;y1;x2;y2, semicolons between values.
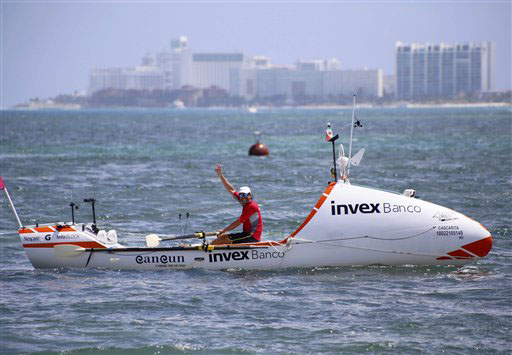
2;1;511;107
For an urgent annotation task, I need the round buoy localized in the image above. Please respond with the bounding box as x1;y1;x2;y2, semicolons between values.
249;142;269;156
248;131;269;156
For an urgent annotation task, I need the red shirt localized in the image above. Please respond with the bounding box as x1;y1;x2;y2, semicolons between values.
233;191;263;241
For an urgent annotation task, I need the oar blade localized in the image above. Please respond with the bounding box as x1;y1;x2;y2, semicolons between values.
145;234;161;247
54;244;86;257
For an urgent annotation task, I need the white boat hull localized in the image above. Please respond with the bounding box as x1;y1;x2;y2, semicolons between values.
18;182;492;270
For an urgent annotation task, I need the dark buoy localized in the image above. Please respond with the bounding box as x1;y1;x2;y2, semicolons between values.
248;131;269;156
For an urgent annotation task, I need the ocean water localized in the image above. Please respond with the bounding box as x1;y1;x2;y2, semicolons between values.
0;107;511;354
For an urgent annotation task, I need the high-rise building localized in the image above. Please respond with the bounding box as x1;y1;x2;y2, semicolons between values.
156;36;192;90
190;53;248;91
396;41;495;100
156;38;249;91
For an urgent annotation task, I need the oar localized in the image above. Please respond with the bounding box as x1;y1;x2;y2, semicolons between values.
145;231;218;248
54;242;268;258
53;232;219;256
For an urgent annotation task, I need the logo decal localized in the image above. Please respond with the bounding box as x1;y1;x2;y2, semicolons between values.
209;251;249;263
331;202;380;215
433;211;458;221
135;255;185;264
23;236;42;242
208;250;285;263
331;201;421;215
56;233;81;240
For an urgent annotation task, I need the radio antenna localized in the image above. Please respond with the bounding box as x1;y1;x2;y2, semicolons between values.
347;94;356;176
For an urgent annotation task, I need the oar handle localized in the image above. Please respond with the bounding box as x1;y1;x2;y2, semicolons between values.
161;231;218;241
203;231;219;237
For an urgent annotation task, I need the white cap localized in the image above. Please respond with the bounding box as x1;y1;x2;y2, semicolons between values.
239;186;251;194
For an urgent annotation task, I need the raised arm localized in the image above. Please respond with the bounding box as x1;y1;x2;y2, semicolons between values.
216;164;236;194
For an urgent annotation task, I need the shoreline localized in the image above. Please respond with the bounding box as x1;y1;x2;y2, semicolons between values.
4;101;511;111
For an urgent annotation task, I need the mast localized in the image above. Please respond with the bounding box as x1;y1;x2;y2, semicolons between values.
347;94;356;176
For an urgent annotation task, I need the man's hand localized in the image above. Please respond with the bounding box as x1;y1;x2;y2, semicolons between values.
215;163;223;177
216;163;235;194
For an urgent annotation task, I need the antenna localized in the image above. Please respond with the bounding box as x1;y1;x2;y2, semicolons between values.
328;131;339;182
347;94;356;176
69;202;79;224
83;198;96;224
83;198;98;234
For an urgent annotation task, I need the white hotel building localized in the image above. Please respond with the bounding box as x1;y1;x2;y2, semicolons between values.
396;41;495;100
230;66;383;100
89;66;166;93
89;37;384;101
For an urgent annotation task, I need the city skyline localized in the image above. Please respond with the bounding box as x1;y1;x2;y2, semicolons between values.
2;1;511;107
88;37;385;103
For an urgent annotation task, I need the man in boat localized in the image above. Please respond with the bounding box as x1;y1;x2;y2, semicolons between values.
211;163;263;245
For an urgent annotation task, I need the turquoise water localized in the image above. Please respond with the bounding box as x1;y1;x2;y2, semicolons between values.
1;107;511;353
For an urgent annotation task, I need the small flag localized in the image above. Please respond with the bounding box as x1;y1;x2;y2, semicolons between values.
325;123;333;142
0;176;5;190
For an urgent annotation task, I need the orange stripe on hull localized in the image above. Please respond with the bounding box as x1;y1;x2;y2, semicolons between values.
35;226;54;233
19;225;75;234
461;236;493;257
314;195;327;210
57;226;76;232
289;210;317;238
19;229;35;234
448;249;474;258
288;182;336;239
23;241;106;249
436;235;493;261
249;241;286;247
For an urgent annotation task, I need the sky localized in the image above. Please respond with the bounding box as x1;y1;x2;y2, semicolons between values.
1;1;511;107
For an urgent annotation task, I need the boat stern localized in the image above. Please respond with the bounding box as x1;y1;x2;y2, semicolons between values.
19;223;110;268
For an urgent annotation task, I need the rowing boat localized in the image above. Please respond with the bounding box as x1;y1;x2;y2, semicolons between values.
1;103;492;270
3;176;492;271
